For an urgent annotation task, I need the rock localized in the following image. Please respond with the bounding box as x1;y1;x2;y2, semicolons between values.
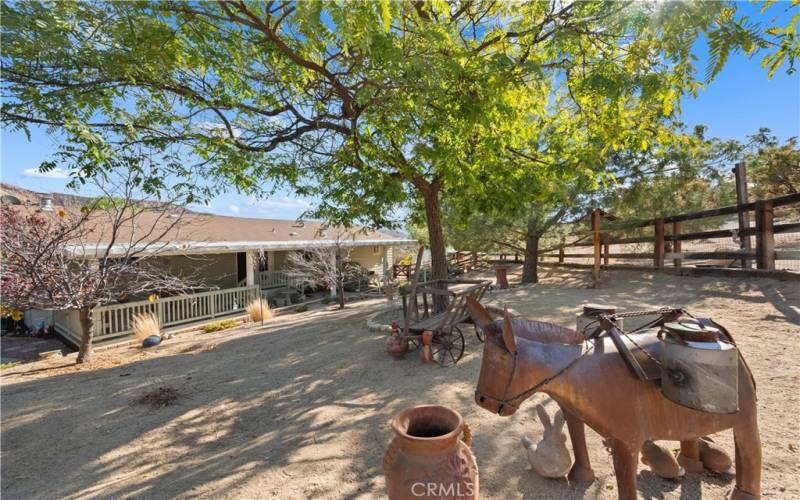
38;350;62;360
142;335;162;348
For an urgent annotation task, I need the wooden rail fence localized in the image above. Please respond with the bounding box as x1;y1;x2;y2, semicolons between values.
539;193;800;281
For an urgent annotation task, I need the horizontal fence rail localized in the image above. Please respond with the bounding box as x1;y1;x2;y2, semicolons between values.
539;193;799;279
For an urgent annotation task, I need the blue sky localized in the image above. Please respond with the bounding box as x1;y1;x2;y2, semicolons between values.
2;3;798;221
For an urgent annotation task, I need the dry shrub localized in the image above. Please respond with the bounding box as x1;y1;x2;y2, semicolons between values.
132;312;160;341
246;297;273;322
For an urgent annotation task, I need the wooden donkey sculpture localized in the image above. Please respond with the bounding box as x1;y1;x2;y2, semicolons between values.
466;298;761;500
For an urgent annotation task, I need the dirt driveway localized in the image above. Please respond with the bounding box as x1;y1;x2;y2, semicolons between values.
2;267;798;499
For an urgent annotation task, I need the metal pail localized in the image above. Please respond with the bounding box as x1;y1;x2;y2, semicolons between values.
660;322;738;414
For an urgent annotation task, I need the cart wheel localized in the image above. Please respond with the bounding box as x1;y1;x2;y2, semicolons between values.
408;335;421;350
431;327;465;366
474;324;485;343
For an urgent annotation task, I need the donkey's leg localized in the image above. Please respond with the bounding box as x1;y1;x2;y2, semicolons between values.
564;409;595;483
678;439;705;473
610;439;640;500
730;418;761;500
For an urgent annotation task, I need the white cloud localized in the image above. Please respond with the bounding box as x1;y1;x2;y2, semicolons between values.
249;196;312;211
197;121;243;138
23;167;72;179
188;199;214;211
227;204;241;214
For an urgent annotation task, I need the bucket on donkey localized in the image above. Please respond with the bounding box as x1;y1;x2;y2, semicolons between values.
659;320;739;414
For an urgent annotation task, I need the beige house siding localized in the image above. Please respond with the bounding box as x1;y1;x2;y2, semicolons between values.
160;253;238;289
272;250;289;270
349;245;388;276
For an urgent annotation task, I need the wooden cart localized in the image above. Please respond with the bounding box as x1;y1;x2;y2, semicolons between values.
399;279;492;366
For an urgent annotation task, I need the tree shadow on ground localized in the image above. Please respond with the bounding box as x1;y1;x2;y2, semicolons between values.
4;266;788;498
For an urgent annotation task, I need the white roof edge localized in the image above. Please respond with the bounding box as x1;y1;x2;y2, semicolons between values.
67;238;418;257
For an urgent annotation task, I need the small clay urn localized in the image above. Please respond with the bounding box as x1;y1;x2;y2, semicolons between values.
385;321;409;358
419;330;434;364
494;265;510;289
384;405;478;499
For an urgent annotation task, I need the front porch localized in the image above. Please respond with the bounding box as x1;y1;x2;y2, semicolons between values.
46;244;398;347
53;286;261;346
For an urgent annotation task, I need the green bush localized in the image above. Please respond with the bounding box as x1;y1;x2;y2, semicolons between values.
202;319;238;333
294;304;309;313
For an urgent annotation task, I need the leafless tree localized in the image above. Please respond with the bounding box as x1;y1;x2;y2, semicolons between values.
286;233;367;309
0;169;200;363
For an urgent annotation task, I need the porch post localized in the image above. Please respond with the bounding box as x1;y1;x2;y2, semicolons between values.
245;251;256;287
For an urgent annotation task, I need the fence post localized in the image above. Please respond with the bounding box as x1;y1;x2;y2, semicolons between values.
591;209;602;286
672;221;682;268
92;309;101;338
733;162;752;269
755;200;775;270
654;218;665;268
602;235;610;267
558;246;565;264
209;291;216;319
156;300;164;326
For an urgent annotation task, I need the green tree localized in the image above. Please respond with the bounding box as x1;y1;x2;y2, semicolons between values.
3;1;796;284
743;131;799;199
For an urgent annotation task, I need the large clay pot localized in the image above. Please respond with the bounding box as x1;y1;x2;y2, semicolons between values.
384;405;478;499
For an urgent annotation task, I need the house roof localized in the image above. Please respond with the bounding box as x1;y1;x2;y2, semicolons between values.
1;183;416;256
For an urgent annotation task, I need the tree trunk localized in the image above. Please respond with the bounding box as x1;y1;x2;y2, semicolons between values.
337;279;345;309
521;224;542;284
76;307;94;364
420;183;447;311
421;185;447;282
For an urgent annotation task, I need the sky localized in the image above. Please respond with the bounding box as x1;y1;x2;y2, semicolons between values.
1;2;798;222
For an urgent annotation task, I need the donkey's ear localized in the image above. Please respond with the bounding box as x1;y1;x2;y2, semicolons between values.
535;404;551;431
502;307;517;353
466;296;493;332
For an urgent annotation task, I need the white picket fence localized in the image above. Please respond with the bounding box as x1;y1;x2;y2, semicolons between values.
238;270;309;290
53;286;259;345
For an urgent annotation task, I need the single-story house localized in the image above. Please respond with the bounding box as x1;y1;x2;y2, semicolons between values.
1;184;416;346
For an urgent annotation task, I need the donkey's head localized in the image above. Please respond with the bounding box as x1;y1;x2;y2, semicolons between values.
467;298;524;416
467;298;584;417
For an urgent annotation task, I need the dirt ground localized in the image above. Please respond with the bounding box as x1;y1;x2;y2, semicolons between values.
2;266;798;500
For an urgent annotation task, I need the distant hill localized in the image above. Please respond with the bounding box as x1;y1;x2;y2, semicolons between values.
0;183;191;213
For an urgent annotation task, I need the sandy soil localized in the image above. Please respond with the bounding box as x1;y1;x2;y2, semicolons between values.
2;266;798;499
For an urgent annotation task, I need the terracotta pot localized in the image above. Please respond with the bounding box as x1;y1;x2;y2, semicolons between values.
493;265;510;289
384;405;478;499
420;331;434;363
386;334;409;358
420;345;433;364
